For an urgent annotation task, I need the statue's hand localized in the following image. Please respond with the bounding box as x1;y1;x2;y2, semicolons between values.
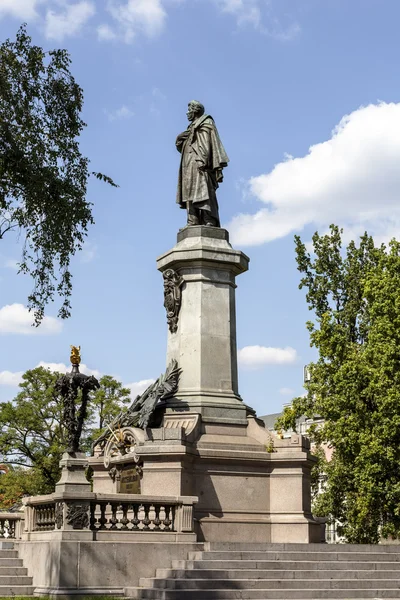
176;131;189;144
216;168;224;183
176;132;189;153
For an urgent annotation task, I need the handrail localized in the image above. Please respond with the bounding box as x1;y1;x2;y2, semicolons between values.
23;493;197;535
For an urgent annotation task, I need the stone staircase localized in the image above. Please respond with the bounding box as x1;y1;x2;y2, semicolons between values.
0;541;33;596
126;542;400;599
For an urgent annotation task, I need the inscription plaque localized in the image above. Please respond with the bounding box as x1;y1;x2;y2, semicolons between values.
119;467;141;494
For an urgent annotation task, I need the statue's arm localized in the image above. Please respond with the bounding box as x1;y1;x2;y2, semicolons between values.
176;130;189;153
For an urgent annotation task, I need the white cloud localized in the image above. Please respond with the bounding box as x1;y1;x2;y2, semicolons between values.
0;370;24;386
127;378;155;398
105;0;166;43
279;387;295;396
216;0;261;28
4;259;19;270
0;304;62;335
0;361;101;388
106;105;135;121
37;361;101;378
80;242;97;263
0;255;19;270
45;1;95;41
228;102;400;247
213;0;300;38
238;345;298;368
97;23;117;40
0;366;153;395
0;0;43;20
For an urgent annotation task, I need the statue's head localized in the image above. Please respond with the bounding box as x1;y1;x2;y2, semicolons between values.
187;100;204;122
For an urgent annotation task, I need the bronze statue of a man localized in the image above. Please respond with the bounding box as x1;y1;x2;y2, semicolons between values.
176;100;229;227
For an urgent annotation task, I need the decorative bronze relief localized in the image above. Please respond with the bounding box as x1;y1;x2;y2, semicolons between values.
55;502;64;529
109;465;121;483
66;502;90;529
163;269;183;333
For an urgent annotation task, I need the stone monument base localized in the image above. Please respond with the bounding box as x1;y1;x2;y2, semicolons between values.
90;414;321;544
90;225;322;544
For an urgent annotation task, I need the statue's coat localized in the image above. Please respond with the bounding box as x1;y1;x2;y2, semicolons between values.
176;114;229;225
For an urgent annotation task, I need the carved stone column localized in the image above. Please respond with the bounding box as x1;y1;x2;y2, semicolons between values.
157;225;251;424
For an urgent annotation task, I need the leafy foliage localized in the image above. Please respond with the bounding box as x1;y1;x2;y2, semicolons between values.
0;25;117;324
87;375;131;447
0;468;44;509
0;367;130;501
277;225;400;543
0;368;65;492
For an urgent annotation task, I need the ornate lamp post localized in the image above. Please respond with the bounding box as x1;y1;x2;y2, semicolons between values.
55;346;99;454
54;346;99;493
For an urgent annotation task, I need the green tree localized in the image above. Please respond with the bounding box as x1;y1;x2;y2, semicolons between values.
0;367;129;498
0;367;64;492
87;375;131;447
0;25;117;324
0;468;44;509
277;225;400;543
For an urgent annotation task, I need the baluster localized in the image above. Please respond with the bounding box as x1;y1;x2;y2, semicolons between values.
170;506;176;531
0;519;4;538
163;505;172;531
99;502;107;530
142;504;151;530
131;504;140;530
9;520;15;538
110;503;119;530
153;505;161;531
90;503;96;530
120;504;129;530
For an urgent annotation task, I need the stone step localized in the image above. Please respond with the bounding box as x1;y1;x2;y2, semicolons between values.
0;558;24;567
0;542;14;550
0;550;18;558
188;550;400;562
155;568;400;580
172;559;400;571
205;542;400;553
125;588;400;599
0;585;34;596
139;578;400;590
0;575;32;585
0;566;28;575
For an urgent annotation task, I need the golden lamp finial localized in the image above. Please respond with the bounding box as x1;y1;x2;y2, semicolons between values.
70;345;81;366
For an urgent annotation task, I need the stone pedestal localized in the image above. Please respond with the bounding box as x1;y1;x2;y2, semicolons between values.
157;226;251;424
128;226;321;543
90;225;322;544
55;452;91;494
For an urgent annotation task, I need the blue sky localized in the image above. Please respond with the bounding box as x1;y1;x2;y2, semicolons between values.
1;0;400;416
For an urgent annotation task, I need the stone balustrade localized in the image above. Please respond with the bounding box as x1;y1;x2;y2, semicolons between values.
31;503;56;532
23;493;197;541
91;498;176;532
0;512;25;539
